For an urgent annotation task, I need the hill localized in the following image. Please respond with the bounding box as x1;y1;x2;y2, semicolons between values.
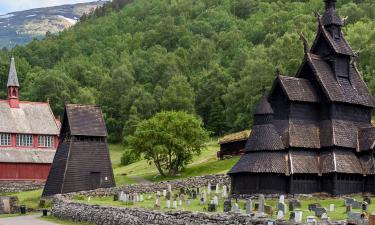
0;0;374;143
110;141;237;186
0;1;105;48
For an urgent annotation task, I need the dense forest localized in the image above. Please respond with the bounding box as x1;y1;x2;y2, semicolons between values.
0;0;374;142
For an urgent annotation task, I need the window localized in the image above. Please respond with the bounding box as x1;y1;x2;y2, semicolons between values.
16;134;33;147
38;135;54;148
0;133;11;146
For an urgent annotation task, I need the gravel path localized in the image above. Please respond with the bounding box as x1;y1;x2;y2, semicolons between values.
0;214;58;225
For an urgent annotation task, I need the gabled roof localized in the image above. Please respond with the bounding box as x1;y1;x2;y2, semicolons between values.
311;19;353;56
7;57;19;87
0;148;55;164
275;76;320;103
298;54;375;107
0;101;59;135
65;104;107;137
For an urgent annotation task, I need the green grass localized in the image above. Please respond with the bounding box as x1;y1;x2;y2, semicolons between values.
74;192;372;221
1;189;48;210
111;140;238;186
109;144;126;168
41;215;93;225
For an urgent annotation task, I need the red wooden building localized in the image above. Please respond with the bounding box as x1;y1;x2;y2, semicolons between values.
0;57;60;181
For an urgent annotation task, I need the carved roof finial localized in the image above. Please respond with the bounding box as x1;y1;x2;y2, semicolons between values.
299;32;310;55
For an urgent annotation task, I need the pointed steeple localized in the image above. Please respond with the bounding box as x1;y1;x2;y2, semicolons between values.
322;0;343;26
7;57;20;108
7;57;19;87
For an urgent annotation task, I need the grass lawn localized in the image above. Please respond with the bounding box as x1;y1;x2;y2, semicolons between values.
41;215;93;225
74;191;371;221
112;140;238;186
0;189;47;210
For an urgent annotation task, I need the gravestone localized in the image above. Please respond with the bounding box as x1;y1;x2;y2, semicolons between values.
208;203;217;212
173;200;177;209
200;197;205;205
278;202;286;214
289;199;301;211
213;195;219;206
364;196;371;205
224;200;232;212
154;196;161;209
308;203;321;211
166;200;171;209
246;199;252;215
314;207;327;218
295;210;303;223
207;183;211;195
191;190;197;199
277;210;284;220
186;199;191;206
232;203;239;212
362;202;369;213
166;191;171;201
289;211;295;222
306;216;317;225
222;185;228;198
329;204;334;212
346;204;352;213
163;190;167;197
258;194;265;214
178;197;182;206
179;187;185;195
215;184;220;194
168;184;172;192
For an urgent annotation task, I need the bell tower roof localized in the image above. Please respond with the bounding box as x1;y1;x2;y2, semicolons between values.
321;0;344;26
7;57;19;87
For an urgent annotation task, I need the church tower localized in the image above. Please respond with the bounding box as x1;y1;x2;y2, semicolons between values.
7;57;20;108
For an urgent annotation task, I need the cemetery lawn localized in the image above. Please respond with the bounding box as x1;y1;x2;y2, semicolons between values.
73;193;375;221
111;140;239;186
0;189;48;210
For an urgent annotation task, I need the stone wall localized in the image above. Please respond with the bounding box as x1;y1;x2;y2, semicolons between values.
52;195;266;225
73;174;230;197
0;181;45;193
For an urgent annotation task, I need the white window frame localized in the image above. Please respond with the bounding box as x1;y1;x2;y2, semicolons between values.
16;134;33;147
0;133;11;146
38;135;54;148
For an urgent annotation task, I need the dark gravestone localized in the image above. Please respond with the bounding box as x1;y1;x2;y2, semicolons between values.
191;190;197;199
224;200;232;212
179;188;185;195
208;203;217;212
364;197;371;205
166;192;171;201
289;200;301;211
314;207;327;218
308;203;321;211
277;202;286;214
289;211;296;221
113;194;119;201
362;202;369;213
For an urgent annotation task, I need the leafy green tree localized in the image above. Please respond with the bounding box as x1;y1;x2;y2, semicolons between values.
24;69;78;115
161;75;195;113
128;111;209;176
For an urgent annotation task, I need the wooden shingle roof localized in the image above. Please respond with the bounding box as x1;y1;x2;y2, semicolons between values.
358;127;375;151
254;95;274;115
245;124;285;152
276;76;320;103
304;54;375;107
0;101;59;135
65;104;107;137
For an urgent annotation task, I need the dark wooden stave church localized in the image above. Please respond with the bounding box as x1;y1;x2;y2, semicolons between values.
229;0;375;195
43;104;115;196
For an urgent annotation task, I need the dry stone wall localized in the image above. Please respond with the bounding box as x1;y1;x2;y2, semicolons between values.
0;181;45;193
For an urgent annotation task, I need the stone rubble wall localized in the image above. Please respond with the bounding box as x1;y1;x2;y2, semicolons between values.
0;180;45;193
72;174;231;197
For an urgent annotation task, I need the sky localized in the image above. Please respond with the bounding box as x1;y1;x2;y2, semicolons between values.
0;0;97;15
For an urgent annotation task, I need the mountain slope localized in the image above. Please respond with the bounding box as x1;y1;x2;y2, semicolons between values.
0;1;105;48
2;0;375;142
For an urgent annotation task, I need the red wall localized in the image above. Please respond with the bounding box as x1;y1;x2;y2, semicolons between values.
0;163;51;180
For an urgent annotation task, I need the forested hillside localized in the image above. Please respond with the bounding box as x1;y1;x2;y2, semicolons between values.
0;0;374;142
